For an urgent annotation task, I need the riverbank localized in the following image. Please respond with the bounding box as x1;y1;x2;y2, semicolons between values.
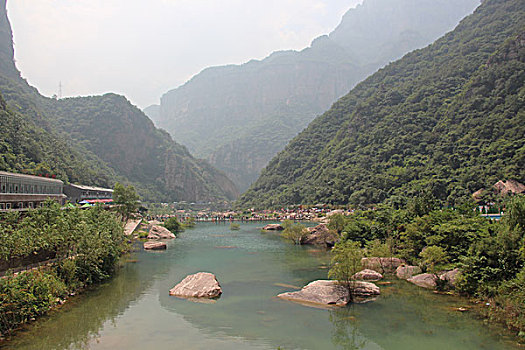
0;203;129;339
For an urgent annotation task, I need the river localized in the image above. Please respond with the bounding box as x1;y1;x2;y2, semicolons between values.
2;223;519;349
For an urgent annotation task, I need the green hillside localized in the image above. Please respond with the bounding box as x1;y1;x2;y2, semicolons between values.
238;0;525;208
0;1;238;202
154;0;480;191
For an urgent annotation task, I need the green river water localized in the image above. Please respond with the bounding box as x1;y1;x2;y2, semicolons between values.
2;222;520;350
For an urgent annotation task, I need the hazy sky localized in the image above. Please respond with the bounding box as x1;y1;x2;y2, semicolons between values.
7;0;362;109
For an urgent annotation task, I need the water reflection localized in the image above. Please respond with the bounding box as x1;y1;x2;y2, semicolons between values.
1;247;160;350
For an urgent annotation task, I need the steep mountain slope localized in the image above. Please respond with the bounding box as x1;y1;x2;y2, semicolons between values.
153;0;480;191
0;92;115;186
45;94;239;201
0;1;238;202
238;0;525;208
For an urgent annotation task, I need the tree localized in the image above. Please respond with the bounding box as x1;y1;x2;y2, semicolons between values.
420;245;449;290
328;241;363;300
113;182;139;221
281;220;308;245
163;217;183;234
420;245;448;274
328;214;346;235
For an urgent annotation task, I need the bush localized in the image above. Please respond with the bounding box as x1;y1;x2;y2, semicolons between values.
0;269;67;334
281;220;308;245
0;201;127;335
163;217;183;233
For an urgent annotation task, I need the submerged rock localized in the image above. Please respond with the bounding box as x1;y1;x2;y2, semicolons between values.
169;272;222;299
353;269;383;281
148;225;176;239
303;224;340;247
396;265;422;280
277;280;380;306
361;257;406;273
263;223;284;231
143;241;167;250
407;273;437;289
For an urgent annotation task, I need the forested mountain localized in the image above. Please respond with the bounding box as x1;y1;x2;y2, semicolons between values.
238;0;525;209
152;0;480;191
0;0;238;202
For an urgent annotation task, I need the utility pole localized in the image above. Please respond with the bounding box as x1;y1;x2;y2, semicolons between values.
58;81;63;99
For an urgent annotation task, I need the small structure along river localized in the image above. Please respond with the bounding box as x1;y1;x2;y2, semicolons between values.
2;223;519;349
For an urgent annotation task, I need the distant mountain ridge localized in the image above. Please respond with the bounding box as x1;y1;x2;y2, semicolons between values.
237;0;525;208
0;1;238;202
150;0;481;191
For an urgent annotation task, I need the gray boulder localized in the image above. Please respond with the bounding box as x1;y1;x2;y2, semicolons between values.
361;257;406;273
302;224;340;247
353;269;383;281
440;268;461;287
277;280;380;306
407;273;437;289
149;225;176;239
169;272;222;299
263;224;284;231
396;265;422;280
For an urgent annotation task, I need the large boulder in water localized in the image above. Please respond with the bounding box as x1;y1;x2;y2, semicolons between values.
263;224;284;231
169;272;222;299
440;268;461;287
407;273;437;289
396;265;422;280
144;241;167;250
361;257;405;273
302;224;340;247
148;225;176;239
353;269;383;281
277;280;380;306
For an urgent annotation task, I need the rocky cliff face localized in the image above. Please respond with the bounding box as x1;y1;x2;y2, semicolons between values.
0;0;18;80
154;0;480;192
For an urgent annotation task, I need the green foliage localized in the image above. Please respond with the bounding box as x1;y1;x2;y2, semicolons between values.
113;182;139;221
281;220;308;245
183;217;196;228
238;0;525;209
420;246;449;274
328;241;363;293
163;217;183;234
0;202;126;335
327;214;346;234
0;269;68;334
366;239;391;258
230;222;240;231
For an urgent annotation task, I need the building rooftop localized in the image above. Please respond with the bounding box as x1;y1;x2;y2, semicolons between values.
67;183;114;192
0;171;64;184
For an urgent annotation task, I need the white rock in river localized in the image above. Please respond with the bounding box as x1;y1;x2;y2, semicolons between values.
353;269;383;281
396;265;422;280
407;273;437;289
143;241;167;250
148;225;176;239
169;272;222;299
